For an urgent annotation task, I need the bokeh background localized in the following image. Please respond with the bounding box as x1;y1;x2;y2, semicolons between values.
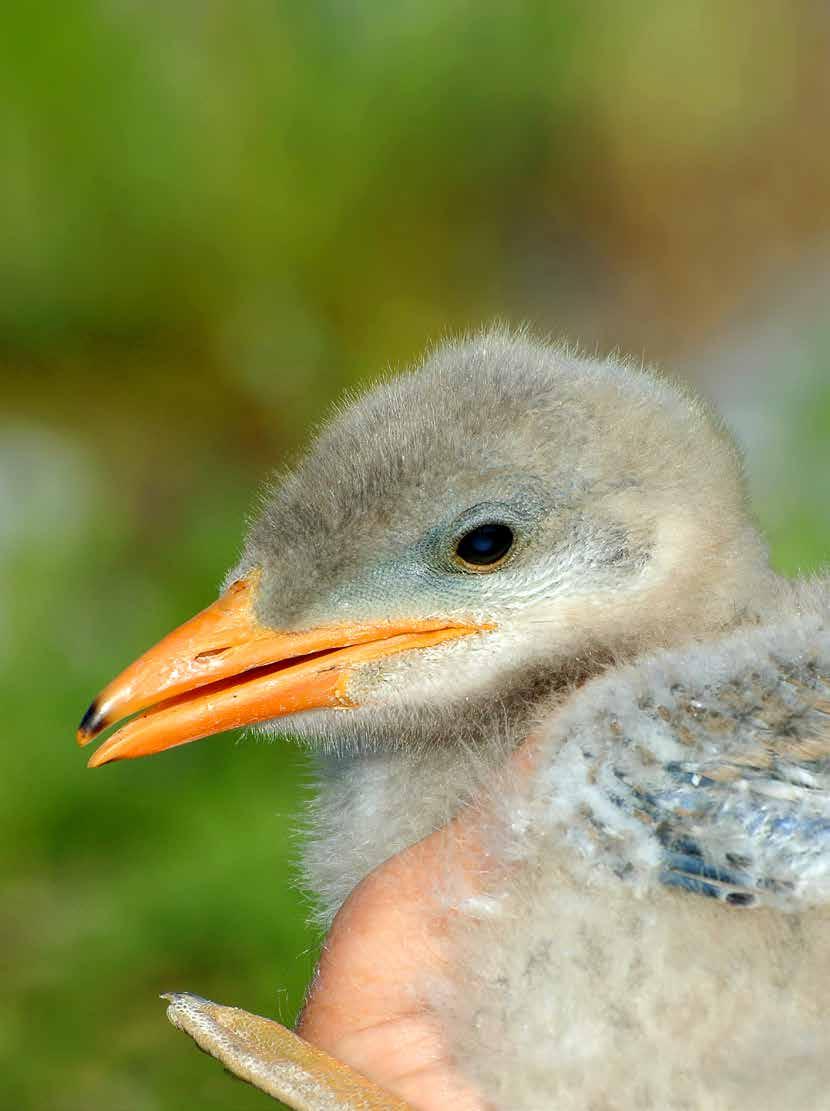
2;4;829;1108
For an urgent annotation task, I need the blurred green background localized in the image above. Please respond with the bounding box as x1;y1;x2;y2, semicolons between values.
2;4;829;1108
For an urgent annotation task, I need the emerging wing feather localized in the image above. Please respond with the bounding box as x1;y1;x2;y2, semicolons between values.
540;603;830;910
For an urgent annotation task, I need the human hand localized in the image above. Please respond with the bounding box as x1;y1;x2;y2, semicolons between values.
298;811;489;1111
298;738;541;1110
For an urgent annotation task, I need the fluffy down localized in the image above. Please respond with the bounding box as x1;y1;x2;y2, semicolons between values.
441;579;830;1110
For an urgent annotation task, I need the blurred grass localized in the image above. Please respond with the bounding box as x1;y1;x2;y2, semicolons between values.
1;3;828;1109
0;452;315;1109
761;372;830;575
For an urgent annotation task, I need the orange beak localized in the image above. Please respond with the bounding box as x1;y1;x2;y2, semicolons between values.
78;570;484;768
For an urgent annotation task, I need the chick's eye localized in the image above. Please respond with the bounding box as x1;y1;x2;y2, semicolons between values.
455;523;515;569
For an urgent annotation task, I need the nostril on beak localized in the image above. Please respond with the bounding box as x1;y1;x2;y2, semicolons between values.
194;647;232;663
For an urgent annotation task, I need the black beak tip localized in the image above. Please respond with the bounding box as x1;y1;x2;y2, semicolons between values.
78;700;105;742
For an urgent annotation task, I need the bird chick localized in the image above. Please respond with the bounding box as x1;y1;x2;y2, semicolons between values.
242;328;774;920
80;330;830;1110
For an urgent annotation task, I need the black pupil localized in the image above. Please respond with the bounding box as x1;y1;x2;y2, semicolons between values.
456;523;514;567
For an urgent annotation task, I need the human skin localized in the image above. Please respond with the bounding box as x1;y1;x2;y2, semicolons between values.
298;740;541;1110
298;819;487;1110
